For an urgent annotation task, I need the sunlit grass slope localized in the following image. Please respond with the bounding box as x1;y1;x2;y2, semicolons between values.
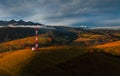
74;38;93;42
94;40;120;55
20;46;88;76
74;34;107;45
0;46;88;76
0;49;35;76
95;40;120;48
0;35;49;52
0;43;120;76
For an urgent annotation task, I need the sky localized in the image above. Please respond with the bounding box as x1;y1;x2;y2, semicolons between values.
0;0;120;27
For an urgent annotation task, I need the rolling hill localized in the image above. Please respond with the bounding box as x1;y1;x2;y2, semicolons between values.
95;40;120;48
72;33;115;46
0;49;35;76
0;46;88;76
0;46;120;76
94;40;120;55
0;35;50;53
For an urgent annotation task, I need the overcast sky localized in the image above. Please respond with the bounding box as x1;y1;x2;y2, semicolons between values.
0;0;120;27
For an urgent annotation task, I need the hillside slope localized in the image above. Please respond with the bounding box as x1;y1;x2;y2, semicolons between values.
0;46;88;76
39;52;120;76
94;40;120;55
0;49;35;76
0;46;120;76
0;35;50;52
95;40;120;48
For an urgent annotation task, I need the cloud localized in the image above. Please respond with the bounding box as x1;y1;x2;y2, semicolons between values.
98;18;120;26
0;7;11;19
92;26;120;30
0;0;120;27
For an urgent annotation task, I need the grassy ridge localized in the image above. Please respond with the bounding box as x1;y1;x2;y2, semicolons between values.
0;49;35;76
0;35;49;53
73;33;110;46
20;46;88;76
0;44;120;76
0;46;88;76
94;40;120;55
95;40;120;48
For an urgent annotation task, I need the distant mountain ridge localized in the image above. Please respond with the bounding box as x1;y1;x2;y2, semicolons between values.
0;20;42;26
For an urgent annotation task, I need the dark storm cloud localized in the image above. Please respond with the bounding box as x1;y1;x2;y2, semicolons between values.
0;0;120;27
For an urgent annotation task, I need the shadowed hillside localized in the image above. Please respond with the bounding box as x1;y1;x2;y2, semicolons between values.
19;47;120;76
0;46;88;76
0;27;77;43
35;52;120;76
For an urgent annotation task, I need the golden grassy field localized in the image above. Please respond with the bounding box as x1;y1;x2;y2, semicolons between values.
74;38;93;42
0;32;120;76
75;34;106;43
94;40;120;55
80;34;105;39
0;46;88;76
0;35;49;52
95;40;120;48
0;49;35;76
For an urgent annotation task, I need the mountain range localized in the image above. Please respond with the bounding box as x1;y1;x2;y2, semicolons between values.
0;20;42;26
